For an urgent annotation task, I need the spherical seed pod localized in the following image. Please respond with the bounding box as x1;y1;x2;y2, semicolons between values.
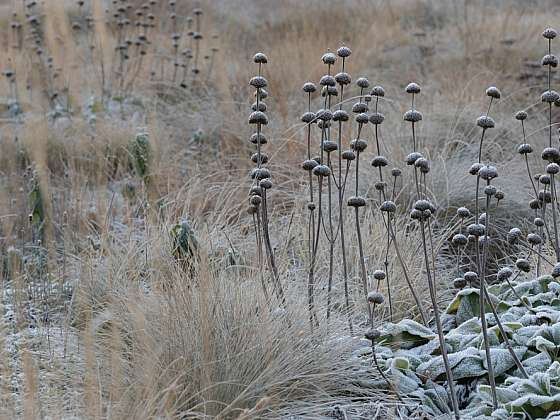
371;155;389;167
476;115;495;129
464;271;478;283
374;181;387;191
371;85;385;97
347;196;366;207
317;120;331;129
249;195;262;206
257;89;268;99
356;113;370;124
414;199;435;212
302;159;318;171
352;102;368;113
322;140;338;153
515;110;528;121
249;111;268;125
456;207;470;219
539;190;553;203
319;75;336;87
302;82;317;93
364;95;372;103
469;162;483;176
403;109;422;122
516;258;531;273
301;111;316;124
527;233;543;246
542;147;560;162
543;28;558;39
486;86;501;99
255;168;271;180
391;168;402;177
250;186;262;196
313;164;331;177
540;174;551;185
321;86;338;97
517;144;533;154
356;77;370;89
467;223;485;237
350;139;368;152
547;163;560;174
495;190;505;200
542;54;559;67
247;205;258;215
405;82;421;94
250;132;267;145
453;277;467;289
497;267;513;281
253;52;268;63
251;152;269;164
317;109;333;121
333;109;349;122
307;202;316;211
373;270;386;280
542;90;560;103
452;233;468;246
410;209;423;220
337;45;352;58
369;112;385;125
478;165;498;180
321;52;336;65
484;185;497;196
507;227;522;243
406;152;423;165
552;263;560;278
365;328;380;341
342;150;356;160
252;101;267;112
467;234;476;243
529;199;541;210
367;292;384;304
380;201;397;213
534;217;545;227
260;179;272;189
249;76;267;88
414;157;430;173
335;72;351;85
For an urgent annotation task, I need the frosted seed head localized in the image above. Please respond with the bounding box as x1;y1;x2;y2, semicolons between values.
356;113;369;124
347;196;366;207
406;152;423;165
391;168;402;177
478;165;498;180
467;223;485;237
534;217;545;227
452;234;468;246
367;292;384;304
260;179;272;189
552;263;560;278
457;207;471;218
365;328;380;341
374;181;387;191
453;277;467;289
333;109;349;122
352;102;368;113
301;111;316;124
321;86;338;97
540;174;551;185
547;163;560;174
370;85;385;97
337;46;352;58
250;133;267;145
249;76;267;89
255;168;271;180
371;155;389;167
369;112;385;125
478;213;487;225
302;159;318;171
497;267;513;280
414;199;435;212
320;75;336;87
373;270;386;280
476;115;495;129
515;110;528;121
414;157;430;173
256;89;268;100
250;186;262;196
249;195;261;206
350;139;368;152
322;140;338;153
356;77;370;88
542;90;560;103
252;101;267;112
251;152;269;164
403;109;422;122
527;233;543;245
335;72;351;85
405;82;420;94
469;162;484;175
539;190;553;203
307;202;316;211
317;109;333;121
342;150;356;160
543;27;558;40
529;198;541;210
484;185;497;196
516;258;531;272
321;52;337;65
507;227;522;243
486;86;501;99
517;144;533;154
380;201;397;213
542;147;560;162
542;54;559;67
253;52;268;64
248;111;268;125
313;164;331;177
495;190;504;200
464;271;478;283
302;82;317;93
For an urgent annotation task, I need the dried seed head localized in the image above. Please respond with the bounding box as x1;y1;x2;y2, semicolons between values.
552;263;560;278
403;109;422;122
301;111;316;124
478;165;498;180
352;102;368;113
256;89;268;100
507;227;522;243
542;147;560;162
307;202;316;211
322;140;338;153
479;235;491;247
320;75;336;87
478;213;487;225
250;76;267;89
452;233;468;246
356;77;370;88
542;54;559;67
260;179;272;189
529;199;541;210
337;45;352;57
250;186;262;196
250;133;267;145
497;267;513;280
515;110;528;121
540;174;551;185
406;152;423;165
464;271;478;283
367;292;384;304
534;217;545;227
405;82;420;94
516;258;531;272
476;115;495;129
317;120;331;129
486;86;501;99
467;223;485;237
253;52;268;64
248;111;268;125
543;27;558;39
254;168;271;180
247;205;258;215
365;328;380;341
375;181;387;191
335;72;351;85
317;109;333;121
321;86;338;97
347;196;366;207
369;112;385;125
333;109;349;122
380;201;397;213
302;82;317;93
453;277;467;289
517;144;533;154
252;101;267;112
321;52;336;65
370;85;385;97
350;139;368;152
391;168;402;177
373;270;386;280
542;90;560;103
251;152;269;164
414;157;430;173
342;150;356;160
313;164;331;177
527;233;543;245
371;156;389;167
469;162;484;175
356;113;369;124
547;163;560;174
484;185;497;196
457;207;471;218
414;199;435;212
539;190;553;203
302;159;318;171
249;195;262;206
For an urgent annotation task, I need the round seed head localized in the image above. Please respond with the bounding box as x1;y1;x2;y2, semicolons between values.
318;120;331;129
478;213;487;225
405;82;421;94
302;82;317;93
335;72;351;85
495;190;505;200
250;133;267;145
301;111;316;124
254;168;271;180
539;190;553;203
322;140;338;153
260;179;272;189
403;109;422;122
313;164;331;177
552;263;560;278
347;196;366;207
371;85;385;97
527;233;543;245
497;267;513;281
248;111;268;125
406;152;423;165
250;186;262;196
350;139;368;152
356;77;370;88
356;113;369;124
369;112;385;125
542;147;560;162
476;115;495;129
373;270;386;280
457;207;471;218
547;163;560;174
516;258;531;272
307;202;316;211
321;86;338;97
414;157;430;173
529;199;541;210
542;90;560;103
469;162;483;176
367;292;384;304
251;152;269;164
464;271;478;283
249;195;261;206
375;181;387;191
247;205;258;215
543;27;558;39
342;150;356;160
256;89;268;100
352;102;368;113
252;101;267;112
534;217;545;227
365;328;380;341
467;223;485;237
484;185;497;196
452;233;468;246
320;75;336;87
414;199;435;212
313;156;322;164
486;86;501;99
253;52;268;64
380;201;397;213
321;52;337;65
333;109;349;121
317;109;333;121
478;165;498;180
515;110;528;121
540;174;551;185
249;76;267;89
302;159;318;171
371;155;389;167
391;168;402;177
453;277;467;289
542;54;559;67
337;46;352;58
517;144;533;154
507;227;522;243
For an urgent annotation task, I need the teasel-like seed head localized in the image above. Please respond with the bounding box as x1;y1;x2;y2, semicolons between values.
321;51;336;65
403;109;422;122
552;263;560;278
457;207;471;218
365;328;380;341
527;233;543;246
320;74;336;87
373;270;386;280
529;199;541;210
391;168;402;177
542;54;559;67
380;201;397;213
260;179;272;190
249;111;268;125
371;155;389;168
476;115;495;129
356;113;369;124
452;233;468;246
478;165;498;180
547;163;560;174
250;76;267;89
507;227;522;243
252;101;267;112
335;72;351;85
347;196;366;207
516;258;531;272
517;144;533;154
538;190;553;203
301;111;316;124
453;277;467;289
322;140;338;153
469;162;483;176
486;86;501;99
337;45;352;58
467;223;485;237
352;102;368;113
464;271;478;283
317;109;333;121
543;27;558;40
484;185;497;196
356;77;369;89
542;90;560;103
253;52;268;64
534;217;545;227
250;133;267;145
252;152;269;164
371;85;385;97
333;109;349;122
539;174;551;185
542;147;560;162
369;112;385;125
303;82;316;93
414;157;430;173
350;139;367;152
406;152;423;165
313;164;331;177
250;186;262;196
375;181;387;191
249;195;262;206
367;292;384;304
497;267;513;281
515;110;528;121
405;82;420;94
342;150;356;161
302;159;318;171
